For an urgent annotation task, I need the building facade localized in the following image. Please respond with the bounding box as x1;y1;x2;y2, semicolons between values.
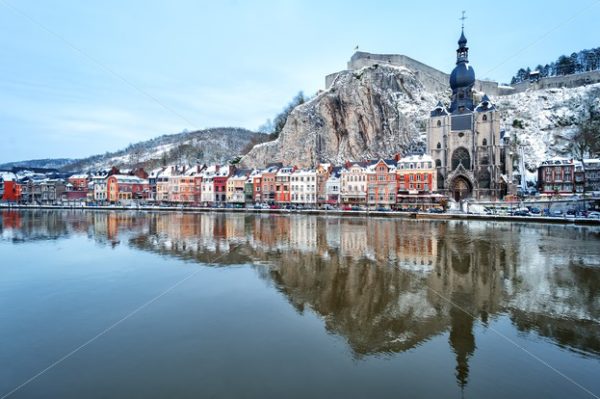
583;159;600;193
538;158;575;194
427;28;513;201
340;162;367;206
366;159;397;208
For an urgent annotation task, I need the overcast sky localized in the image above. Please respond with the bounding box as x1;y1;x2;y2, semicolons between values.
1;0;599;163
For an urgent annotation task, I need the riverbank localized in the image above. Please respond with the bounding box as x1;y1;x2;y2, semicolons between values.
2;203;600;226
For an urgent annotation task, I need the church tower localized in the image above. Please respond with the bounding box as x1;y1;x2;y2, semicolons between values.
427;23;513;201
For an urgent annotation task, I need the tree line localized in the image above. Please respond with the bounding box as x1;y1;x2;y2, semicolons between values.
511;47;600;84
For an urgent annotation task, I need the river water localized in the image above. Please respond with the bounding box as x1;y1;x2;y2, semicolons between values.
1;210;599;399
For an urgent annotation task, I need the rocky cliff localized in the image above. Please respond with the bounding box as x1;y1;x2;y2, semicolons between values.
242;65;443;168
242;62;600;170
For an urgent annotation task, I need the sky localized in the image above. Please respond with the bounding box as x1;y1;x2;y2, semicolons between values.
0;0;599;163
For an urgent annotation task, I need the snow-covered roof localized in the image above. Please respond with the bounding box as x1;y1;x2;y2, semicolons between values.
398;154;434;163
69;174;89;180
291;168;316;176
540;157;572;166
109;175;148;184
0;172;16;181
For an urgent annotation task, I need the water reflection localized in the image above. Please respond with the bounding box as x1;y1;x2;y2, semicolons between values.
2;210;599;389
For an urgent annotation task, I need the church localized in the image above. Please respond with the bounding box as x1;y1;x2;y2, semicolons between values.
427;27;514;201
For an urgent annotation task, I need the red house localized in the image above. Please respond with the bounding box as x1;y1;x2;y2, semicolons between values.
213;165;233;204
0;173;21;202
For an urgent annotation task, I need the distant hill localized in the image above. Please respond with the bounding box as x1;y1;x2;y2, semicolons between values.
1;128;268;173
0;158;73;171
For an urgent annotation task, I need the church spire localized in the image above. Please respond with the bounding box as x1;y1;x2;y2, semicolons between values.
456;11;469;63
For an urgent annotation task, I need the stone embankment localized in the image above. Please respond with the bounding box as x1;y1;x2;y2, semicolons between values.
2;204;599;226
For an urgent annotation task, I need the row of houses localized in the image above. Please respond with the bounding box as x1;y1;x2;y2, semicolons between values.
537;158;600;195
0;169;150;205
0;154;441;209
148;154;440;209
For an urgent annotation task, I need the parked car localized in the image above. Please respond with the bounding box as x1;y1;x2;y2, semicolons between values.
512;210;530;217
427;208;444;214
588;212;600;219
528;207;541;214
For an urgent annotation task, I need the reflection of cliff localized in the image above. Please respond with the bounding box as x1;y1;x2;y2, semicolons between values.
128;213;600;389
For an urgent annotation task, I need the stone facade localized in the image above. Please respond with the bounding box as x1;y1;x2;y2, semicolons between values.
427;29;513;201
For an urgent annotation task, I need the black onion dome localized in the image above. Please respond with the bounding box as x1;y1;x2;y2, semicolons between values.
450;62;475;90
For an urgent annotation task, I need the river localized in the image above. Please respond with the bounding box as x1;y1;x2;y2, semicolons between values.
1;210;599;398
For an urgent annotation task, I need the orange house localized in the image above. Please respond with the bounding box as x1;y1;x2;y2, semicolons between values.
366;159;397;208
275;167;294;204
106;175;149;203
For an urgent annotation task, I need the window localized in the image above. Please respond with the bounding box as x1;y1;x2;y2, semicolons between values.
482;114;488;121
451;147;471;170
482;138;487;146
437;120;441;127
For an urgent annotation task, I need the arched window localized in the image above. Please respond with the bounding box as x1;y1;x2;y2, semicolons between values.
435;159;442;168
451;147;471;170
482;138;487;146
478;169;491;189
482;114;488;121
437;120;441;127
437;142;441;149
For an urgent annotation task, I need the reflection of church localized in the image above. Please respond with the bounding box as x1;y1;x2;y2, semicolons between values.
427;27;514;201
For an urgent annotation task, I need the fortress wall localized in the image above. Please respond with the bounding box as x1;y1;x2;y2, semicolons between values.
330;52;499;96
510;70;600;94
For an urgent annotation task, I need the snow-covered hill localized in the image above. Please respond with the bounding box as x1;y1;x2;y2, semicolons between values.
498;84;600;170
1;128;265;172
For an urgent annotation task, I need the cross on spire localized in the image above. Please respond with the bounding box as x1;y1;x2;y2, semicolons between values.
460;10;467;30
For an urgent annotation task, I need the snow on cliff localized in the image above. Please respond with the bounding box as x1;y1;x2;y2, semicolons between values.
242;63;599;170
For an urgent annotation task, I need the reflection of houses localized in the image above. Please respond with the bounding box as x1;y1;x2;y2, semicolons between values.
339;220;368;257
10;208;590;391
288;216;317;252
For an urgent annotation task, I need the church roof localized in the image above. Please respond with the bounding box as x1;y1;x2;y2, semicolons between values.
458;29;467;47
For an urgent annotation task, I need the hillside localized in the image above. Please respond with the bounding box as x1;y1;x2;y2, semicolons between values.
0;128;265;172
0;158;73;171
242;64;441;168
